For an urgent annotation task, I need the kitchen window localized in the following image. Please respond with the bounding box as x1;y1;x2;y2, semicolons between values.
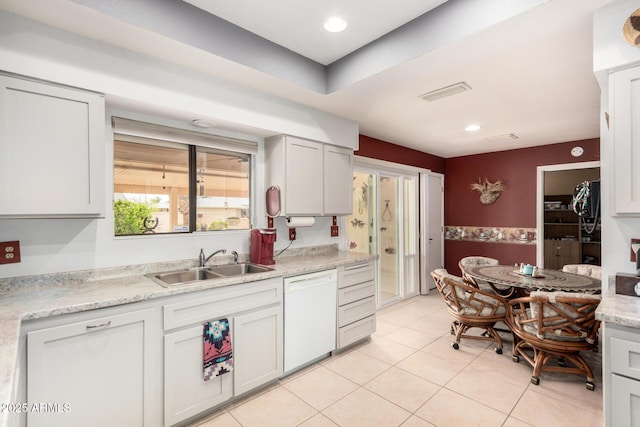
113;118;255;236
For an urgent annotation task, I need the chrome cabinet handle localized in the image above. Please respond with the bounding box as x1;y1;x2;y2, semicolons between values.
86;321;111;329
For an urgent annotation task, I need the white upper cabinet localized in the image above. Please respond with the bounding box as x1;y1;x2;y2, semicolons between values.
611;66;640;215
323;144;354;215
0;75;105;218
283;136;324;215
266;135;353;216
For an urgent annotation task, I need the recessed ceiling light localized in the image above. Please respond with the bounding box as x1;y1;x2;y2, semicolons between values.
465;124;481;132
324;16;347;33
191;119;215;128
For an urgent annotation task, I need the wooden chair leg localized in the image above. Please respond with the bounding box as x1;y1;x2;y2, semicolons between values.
481;326;503;353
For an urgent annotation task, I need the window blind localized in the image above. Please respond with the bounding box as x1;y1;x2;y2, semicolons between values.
112;117;258;155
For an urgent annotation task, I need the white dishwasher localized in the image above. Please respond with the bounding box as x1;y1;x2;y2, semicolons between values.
284;269;337;373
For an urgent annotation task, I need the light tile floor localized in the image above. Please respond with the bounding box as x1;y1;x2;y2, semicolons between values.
190;293;603;427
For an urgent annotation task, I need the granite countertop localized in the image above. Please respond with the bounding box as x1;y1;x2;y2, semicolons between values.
596;293;640;328
0;246;375;427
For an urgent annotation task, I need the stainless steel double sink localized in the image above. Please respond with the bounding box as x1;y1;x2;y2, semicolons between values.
147;263;273;287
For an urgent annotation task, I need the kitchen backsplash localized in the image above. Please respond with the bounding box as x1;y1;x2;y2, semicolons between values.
445;226;537;245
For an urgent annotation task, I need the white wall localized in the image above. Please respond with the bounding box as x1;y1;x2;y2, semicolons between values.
595;0;640;281
0;11;353;278
594;0;640;78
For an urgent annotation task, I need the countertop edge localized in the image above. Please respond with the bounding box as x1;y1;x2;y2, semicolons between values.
596;293;640;328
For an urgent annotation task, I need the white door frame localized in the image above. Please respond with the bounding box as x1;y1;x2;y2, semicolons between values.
536;161;600;267
352;156;429;305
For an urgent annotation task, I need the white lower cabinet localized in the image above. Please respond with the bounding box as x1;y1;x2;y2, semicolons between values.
611;374;640;426
163;278;283;426
233;306;283;395
604;322;640;426
20;276;290;426
164;325;233;427
26;307;161;427
336;261;376;349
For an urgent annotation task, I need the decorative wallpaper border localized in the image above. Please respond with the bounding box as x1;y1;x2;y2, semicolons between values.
445;226;537;245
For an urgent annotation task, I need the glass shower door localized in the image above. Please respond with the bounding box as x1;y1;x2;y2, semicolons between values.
379;175;400;304
348;172;377;256
348;168;417;306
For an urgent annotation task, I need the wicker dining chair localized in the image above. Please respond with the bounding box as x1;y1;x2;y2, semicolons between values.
505;291;601;390
431;268;508;354
459;256;516;298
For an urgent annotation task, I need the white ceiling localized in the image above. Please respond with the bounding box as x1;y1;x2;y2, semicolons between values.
183;0;449;65
0;0;615;158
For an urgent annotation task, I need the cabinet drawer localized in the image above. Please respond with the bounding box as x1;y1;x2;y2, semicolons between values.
338;315;376;349
164;278;282;331
338;280;375;306
338;296;375;327
611;336;640;380
339;262;375;289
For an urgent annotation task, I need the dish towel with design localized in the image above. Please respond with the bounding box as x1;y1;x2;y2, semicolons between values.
203;318;233;381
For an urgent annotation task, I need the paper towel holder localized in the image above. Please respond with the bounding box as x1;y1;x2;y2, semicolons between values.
286;216;315;228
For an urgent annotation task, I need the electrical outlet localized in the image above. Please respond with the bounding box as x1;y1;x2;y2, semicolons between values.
331;225;339;237
631;238;640;262
0;241;21;264
289;228;296;240
267;217;274;228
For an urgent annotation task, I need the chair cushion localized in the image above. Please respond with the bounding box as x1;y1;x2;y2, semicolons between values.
459;257;499;268
452;285;506;316
459;257;504;289
562;264;602;280
523;291;601;342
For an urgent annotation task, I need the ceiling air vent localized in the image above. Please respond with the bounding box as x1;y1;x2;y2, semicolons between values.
419;82;471;102
484;133;519;143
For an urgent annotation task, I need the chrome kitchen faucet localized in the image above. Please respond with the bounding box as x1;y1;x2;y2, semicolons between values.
199;248;226;267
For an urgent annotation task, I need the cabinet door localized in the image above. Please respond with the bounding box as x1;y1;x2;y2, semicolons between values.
0;75;105;217
611;374;640;427
285;137;323;215
612;66;640;214
27;309;156;427
544;239;579;270
164;325;233;426
323;144;353;215
233;305;283;396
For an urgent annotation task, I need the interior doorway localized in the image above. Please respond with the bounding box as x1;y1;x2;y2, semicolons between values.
536;161;601;268
347;160;421;307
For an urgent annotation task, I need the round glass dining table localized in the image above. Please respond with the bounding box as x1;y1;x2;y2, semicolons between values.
465;265;601;293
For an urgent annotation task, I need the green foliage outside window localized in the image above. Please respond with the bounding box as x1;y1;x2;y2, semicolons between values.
208;220;228;231
114;199;155;235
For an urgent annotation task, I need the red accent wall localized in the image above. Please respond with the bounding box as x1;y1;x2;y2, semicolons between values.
444;138;600;274
356;134;600;277
357;135;445;173
446;240;536;273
